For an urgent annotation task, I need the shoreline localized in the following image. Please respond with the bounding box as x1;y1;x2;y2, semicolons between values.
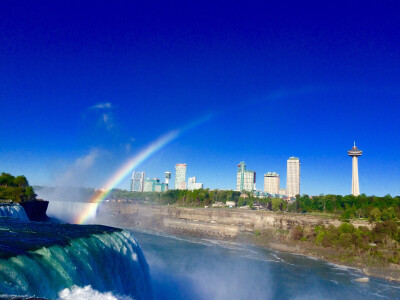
96;203;400;283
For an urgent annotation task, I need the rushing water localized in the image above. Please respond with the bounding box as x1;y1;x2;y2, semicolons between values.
0;203;29;221
0;218;152;299
2;202;400;300
130;228;400;300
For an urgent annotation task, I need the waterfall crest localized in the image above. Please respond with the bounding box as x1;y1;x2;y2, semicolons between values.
0;219;153;300
0;203;29;221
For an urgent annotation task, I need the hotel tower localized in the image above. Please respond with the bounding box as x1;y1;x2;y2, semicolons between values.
286;157;300;197
175;164;187;190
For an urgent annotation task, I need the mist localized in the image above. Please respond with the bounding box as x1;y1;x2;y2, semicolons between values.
129;229;395;300
34;149;103;223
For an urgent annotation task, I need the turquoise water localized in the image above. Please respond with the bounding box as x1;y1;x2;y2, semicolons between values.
131;229;400;300
0;204;29;221
2;201;400;300
0;218;152;299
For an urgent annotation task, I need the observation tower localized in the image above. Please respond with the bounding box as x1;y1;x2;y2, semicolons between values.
347;142;363;196
164;172;171;185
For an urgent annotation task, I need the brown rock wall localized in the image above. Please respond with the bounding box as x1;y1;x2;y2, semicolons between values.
98;203;372;237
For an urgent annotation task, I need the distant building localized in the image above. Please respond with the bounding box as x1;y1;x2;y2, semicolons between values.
188;176;203;190
164;172;171;185
287;157;300;197
226;201;236;207
164;171;171;191
131;171;145;192
236;161;256;192
143;178;167;192
175;163;187;190
188;176;196;190
279;188;287;196
264;172;280;194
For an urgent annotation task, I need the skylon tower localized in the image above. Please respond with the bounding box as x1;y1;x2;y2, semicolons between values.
347;142;362;196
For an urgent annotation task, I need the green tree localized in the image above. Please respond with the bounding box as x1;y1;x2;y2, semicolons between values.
369;208;382;222
0;173;15;187
14;175;29;187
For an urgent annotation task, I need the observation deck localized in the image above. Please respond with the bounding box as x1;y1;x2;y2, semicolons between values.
348;143;363;157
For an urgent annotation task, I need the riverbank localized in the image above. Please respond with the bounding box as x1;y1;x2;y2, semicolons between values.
97;203;400;282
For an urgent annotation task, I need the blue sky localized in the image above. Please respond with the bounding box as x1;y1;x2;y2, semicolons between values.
1;1;399;196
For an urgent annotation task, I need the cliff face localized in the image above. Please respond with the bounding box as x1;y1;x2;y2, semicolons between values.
98;203;372;238
20;200;49;222
98;203;400;283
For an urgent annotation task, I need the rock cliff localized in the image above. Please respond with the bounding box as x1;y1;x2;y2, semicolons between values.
97;203;371;238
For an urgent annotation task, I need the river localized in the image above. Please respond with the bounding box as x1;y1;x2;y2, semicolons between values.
131;228;400;300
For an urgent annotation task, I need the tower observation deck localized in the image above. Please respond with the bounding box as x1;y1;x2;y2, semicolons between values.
347;142;363;196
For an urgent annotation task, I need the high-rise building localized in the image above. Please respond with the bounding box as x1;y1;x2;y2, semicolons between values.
264;172;280;194
131;171;145;192
175;163;187;190
279;188;286;196
286;157;300;197
348;142;362;196
188;176;203;190
188;176;196;190
143;178;168;192
236;161;256;192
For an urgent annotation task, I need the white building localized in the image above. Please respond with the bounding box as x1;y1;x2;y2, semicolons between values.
131;171;145;192
188;177;196;190
236;161;256;192
188;176;203;190
164;172;171;184
175;163;187;190
143;178;154;192
279;188;287;196
264;172;280;194
286;157;300;197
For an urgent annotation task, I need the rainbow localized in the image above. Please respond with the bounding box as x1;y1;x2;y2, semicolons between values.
75;130;179;224
75;114;213;224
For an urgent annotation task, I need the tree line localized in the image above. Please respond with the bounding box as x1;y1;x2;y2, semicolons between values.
0;172;36;203
288;194;400;221
110;189;400;222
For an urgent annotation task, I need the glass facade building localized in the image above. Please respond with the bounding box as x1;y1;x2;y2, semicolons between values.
236;161;256;192
175;163;187;190
131;171;145;192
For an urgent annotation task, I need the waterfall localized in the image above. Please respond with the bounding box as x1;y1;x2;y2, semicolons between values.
0;203;29;221
47;201;98;223
0;219;153;300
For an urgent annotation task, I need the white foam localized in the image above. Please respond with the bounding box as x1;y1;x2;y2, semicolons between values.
58;285;132;300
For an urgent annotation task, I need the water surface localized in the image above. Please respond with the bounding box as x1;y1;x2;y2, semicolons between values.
131;229;400;300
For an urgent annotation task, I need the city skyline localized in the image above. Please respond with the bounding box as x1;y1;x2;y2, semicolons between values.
134;157;298;196
1;2;400;196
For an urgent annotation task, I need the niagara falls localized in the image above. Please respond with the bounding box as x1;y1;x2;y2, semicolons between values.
2;1;400;299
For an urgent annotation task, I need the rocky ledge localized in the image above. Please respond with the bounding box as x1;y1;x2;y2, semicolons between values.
20;200;49;222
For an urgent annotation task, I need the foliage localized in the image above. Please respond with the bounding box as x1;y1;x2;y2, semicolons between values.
296;220;400;264
109;188;295;212
108;188;241;207
288;194;400;222
0;172;36;203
